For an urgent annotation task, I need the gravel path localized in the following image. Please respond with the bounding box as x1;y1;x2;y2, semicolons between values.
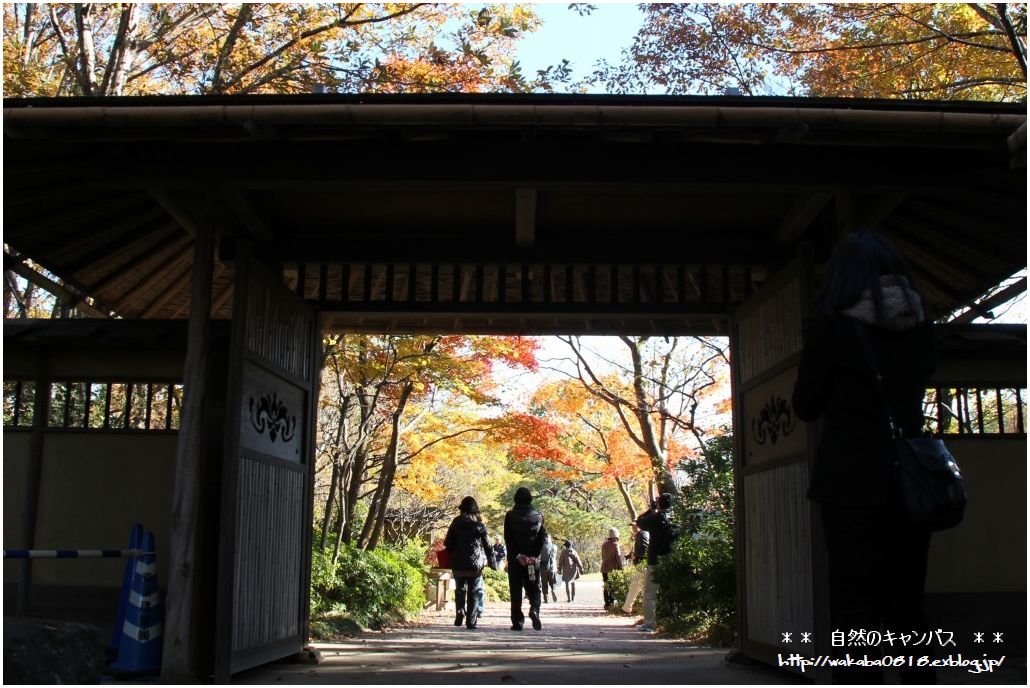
235;577;802;685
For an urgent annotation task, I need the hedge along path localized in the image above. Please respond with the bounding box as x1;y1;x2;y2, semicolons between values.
234;577;802;684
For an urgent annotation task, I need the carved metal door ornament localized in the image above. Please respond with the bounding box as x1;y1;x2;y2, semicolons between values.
752;395;797;446
249;392;297;442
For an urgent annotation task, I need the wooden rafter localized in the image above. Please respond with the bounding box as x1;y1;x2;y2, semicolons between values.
220;187;273;244
776;191;833;243
60;210;173;274
858;192;907;230
78;233;192;303
515;189;537;248
951;277;1027;324
148;189;200;238
21;197;153;246
3;255;110;318
113;243;194;313
887;216;1005;281
140;264;193;318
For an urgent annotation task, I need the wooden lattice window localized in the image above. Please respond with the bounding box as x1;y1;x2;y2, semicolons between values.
2;381;37;428
4;380;183;432
923;387;1027;437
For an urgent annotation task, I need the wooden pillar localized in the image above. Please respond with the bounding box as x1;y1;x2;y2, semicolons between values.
17;351;50;614
161;212;216;683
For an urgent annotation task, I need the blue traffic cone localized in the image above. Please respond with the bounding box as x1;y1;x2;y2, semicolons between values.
107;522;143;660
110;531;163;677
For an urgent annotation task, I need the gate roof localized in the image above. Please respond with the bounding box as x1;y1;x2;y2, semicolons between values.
4;94;1025;335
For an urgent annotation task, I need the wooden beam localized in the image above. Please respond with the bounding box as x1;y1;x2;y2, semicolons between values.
1008;122;1026;168
161;212;215;684
835;189;856;236
515;188;537;248
19;197;152;244
18;351;49;613
3;257;110;318
148;188;199;237
776;192;833;243
220;187;274;244
210;277;235;317
887;216;1007;279
857;192;907;230
951;277;1027;323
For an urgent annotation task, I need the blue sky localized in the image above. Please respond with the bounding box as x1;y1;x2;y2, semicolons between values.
514;3;644;90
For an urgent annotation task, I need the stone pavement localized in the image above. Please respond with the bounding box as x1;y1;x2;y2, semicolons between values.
234;578;804;685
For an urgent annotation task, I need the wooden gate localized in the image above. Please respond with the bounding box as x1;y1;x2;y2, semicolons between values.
215;249;320;680
731;256;829;674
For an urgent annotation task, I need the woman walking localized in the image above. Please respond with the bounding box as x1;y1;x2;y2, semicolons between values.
443;496;496;629
557;540;584;603
600;527;624;609
793;232;937;684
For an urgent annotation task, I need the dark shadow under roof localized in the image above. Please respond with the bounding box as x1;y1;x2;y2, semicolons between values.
4;94;1026;335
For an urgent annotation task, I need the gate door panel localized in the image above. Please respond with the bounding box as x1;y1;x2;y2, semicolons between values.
216;251;319;679
731;257;827;672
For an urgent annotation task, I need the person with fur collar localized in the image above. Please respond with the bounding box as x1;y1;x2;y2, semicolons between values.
443;496;496;629
793;231;937;683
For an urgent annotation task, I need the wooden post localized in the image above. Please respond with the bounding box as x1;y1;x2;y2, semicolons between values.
18;351;50;614
161;209;215;683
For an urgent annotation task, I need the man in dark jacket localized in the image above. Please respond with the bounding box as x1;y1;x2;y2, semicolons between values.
503;487;548;630
636;493;677;631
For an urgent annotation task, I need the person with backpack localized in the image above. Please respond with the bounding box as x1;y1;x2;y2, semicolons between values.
635;492;677;632
557;540;584;603
443;496;496;630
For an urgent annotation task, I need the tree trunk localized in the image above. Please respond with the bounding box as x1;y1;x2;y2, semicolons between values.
622;336;677;494
342;443;365;544
361;381;415;550
101;3;140;96
615;477;638;522
74;4;98;96
319;459;339;549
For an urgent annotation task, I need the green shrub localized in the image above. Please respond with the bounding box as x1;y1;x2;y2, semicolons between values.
481;566;510;602
651;433;737;645
652;515;736;645
603;566;637;613
310;539;428;632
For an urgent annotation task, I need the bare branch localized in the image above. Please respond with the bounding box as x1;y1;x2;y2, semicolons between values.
210;4;255;94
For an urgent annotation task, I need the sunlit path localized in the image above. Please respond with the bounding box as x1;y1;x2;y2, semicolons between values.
235;579;802;684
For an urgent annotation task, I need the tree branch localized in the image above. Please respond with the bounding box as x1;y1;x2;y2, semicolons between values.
210;4;255;94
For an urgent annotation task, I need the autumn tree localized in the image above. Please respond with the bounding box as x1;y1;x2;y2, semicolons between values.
553;336;731;496
498;378;658;521
599;3;1026;101
3;3;548;97
314;333;537;555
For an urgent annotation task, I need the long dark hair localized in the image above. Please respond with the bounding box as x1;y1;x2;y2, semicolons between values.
812;232;925;321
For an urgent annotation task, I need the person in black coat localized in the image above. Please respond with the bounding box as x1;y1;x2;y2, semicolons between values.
503;487;548;631
636;493;676;631
443;496;496;629
792;232;937;684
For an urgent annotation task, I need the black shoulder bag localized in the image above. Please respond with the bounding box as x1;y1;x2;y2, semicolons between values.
854;323;967;530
